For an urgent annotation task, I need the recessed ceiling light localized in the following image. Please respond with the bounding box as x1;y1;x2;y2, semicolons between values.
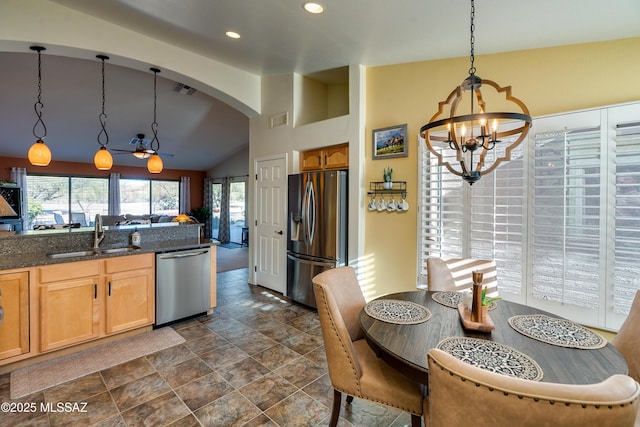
225;31;241;39
303;2;324;14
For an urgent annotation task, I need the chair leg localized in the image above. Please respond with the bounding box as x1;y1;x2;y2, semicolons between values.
330;389;342;427
411;413;421;427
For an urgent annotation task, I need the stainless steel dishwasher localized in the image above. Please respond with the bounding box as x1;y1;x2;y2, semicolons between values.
155;247;211;326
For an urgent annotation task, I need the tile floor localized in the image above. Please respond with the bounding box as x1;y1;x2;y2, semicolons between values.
0;268;416;427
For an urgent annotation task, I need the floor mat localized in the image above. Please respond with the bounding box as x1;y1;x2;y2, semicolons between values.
10;327;185;399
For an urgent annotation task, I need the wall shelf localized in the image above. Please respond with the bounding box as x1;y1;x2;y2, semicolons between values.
368;181;407;197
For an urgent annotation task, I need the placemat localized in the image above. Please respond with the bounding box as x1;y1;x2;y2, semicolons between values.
364;299;432;324
508;314;607;349
436;336;543;381
432;290;497;310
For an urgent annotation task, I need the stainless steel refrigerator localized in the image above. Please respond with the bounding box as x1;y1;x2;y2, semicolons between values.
287;170;347;308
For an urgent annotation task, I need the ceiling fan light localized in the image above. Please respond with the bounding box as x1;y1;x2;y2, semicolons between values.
147;152;163;173
133;150;150;159
94;146;113;170
28;139;51;166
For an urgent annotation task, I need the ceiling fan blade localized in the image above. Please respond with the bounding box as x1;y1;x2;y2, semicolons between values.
158;152;174;158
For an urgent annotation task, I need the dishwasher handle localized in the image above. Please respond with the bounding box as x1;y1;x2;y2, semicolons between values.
158;250;209;260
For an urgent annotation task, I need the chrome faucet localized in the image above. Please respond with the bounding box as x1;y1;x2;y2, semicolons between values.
93;213;104;249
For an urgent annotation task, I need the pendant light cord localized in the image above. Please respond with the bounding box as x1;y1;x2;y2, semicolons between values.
32;47;47;140
150;68;160;153
97;55;109;147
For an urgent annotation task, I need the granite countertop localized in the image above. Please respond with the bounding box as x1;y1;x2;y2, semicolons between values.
0;239;220;271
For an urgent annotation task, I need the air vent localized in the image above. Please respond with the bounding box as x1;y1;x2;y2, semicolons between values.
172;82;196;95
270;112;289;128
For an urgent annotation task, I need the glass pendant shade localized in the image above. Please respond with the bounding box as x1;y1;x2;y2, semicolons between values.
94;146;113;170
28;139;51;166
147;153;163;173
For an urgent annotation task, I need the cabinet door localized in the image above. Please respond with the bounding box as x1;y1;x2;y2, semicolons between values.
300;149;324;171
105;268;154;334
0;271;29;360
324;144;349;169
40;277;100;352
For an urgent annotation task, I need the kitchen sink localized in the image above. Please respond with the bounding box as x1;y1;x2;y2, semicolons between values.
46;246;140;259
47;250;99;259
100;246;140;254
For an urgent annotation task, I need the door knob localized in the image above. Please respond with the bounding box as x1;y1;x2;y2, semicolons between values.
276;230;283;235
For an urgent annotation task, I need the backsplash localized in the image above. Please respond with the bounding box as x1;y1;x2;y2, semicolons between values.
0;223;201;256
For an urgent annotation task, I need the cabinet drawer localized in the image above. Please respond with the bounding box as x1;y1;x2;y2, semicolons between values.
105;253;153;274
37;259;100;284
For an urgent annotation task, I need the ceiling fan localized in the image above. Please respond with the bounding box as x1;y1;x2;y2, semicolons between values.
111;133;174;159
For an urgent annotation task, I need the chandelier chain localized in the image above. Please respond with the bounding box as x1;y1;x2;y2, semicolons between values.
469;0;476;76
97;56;109;147
32;48;47;140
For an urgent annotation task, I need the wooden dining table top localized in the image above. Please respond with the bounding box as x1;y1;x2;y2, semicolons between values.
359;290;628;386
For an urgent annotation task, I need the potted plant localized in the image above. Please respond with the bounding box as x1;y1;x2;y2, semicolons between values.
383;166;393;189
189;207;211;224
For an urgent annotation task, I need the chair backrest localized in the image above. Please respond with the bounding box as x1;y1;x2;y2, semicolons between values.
312;266;366;393
427;348;640;427
612;290;640;382
426;257;498;297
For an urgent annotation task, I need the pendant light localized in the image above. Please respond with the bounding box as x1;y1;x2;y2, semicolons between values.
420;0;531;185
28;46;52;166
147;67;163;174
94;54;113;170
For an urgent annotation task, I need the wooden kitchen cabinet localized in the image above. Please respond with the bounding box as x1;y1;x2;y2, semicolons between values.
104;253;154;334
38;260;101;352
300;143;348;171
0;270;30;361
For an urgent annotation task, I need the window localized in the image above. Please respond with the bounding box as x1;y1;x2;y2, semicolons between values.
119;178;179;216
210;182;222;240
25;175;180;228
229;180;246;244
419;101;640;330
27;176;108;228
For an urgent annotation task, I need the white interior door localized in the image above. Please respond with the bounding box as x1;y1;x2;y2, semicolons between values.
254;156;287;293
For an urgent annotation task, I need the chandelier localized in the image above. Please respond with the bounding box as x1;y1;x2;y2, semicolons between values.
147;67;163;174
94;54;113;170
27;46;52;166
420;0;531;185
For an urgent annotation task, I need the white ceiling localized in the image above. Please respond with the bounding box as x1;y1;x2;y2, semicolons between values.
1;0;639;171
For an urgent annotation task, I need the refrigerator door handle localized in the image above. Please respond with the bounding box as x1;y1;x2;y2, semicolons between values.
303;179;315;246
308;180;316;245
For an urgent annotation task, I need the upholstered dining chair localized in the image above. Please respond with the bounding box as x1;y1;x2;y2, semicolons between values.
425;347;640;427
312;267;424;427
612;290;640;383
426;257;498;297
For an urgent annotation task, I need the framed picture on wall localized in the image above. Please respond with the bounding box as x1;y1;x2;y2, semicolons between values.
372;124;408;159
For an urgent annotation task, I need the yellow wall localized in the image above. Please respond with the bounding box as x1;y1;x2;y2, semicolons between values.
365;37;640;298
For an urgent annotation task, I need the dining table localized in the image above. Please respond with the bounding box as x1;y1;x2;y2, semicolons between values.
359;290;628;386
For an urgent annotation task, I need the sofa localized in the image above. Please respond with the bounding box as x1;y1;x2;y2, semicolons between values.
101;214;176;226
